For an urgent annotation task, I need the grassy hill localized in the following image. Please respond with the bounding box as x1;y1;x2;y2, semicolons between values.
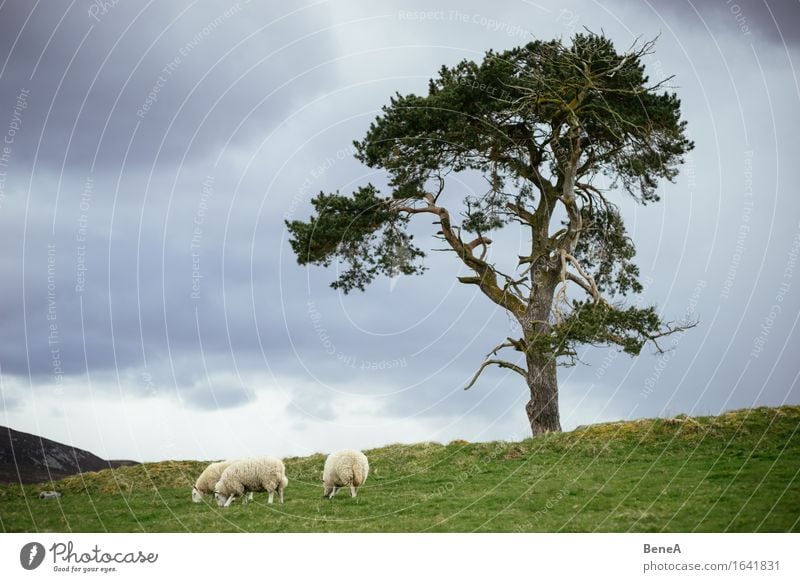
1;406;798;532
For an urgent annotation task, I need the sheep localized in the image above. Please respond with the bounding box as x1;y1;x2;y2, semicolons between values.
192;460;235;503
214;457;288;507
322;449;369;499
38;491;62;499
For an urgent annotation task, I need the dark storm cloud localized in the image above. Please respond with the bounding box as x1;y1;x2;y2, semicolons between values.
0;180;508;415
0;0;341;408
0;0;337;169
0;0;536;410
620;0;800;46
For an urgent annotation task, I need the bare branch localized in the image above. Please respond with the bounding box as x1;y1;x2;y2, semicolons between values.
426;199;527;319
645;319;700;353
562;250;600;300
396;205;438;215
464;359;527;390
493;266;531;301
486;341;516;357
605;55;628;78
485;337;526;358
466;236;493;251
565;272;594;296
506;201;536;224
457;275;482;285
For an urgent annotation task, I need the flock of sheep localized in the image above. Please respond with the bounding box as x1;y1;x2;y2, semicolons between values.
191;449;369;507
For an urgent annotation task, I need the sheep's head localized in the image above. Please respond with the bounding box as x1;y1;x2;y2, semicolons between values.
213;482;226;506
191;486;203;503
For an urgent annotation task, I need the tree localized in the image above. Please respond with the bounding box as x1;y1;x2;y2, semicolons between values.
286;33;696;436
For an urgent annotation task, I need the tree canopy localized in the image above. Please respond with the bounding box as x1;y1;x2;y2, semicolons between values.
286;33;695;434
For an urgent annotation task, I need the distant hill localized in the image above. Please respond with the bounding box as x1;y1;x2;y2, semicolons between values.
0;425;138;485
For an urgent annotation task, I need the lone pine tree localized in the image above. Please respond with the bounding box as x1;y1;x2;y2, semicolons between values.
286;33;695;435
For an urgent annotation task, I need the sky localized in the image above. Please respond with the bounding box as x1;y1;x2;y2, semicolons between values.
0;0;798;462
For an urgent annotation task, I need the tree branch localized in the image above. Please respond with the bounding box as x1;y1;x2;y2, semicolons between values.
505;201;536;224
562;250;600;300
565;272;594;296
466;236;493;251
645;319;700;353
464;359;527;390
396;205;439;215
399;191;527;319
431;197;528;319
486;337;526;358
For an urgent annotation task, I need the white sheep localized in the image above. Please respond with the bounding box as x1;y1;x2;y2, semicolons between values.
192;460;234;503
214;457;288;507
322;449;369;499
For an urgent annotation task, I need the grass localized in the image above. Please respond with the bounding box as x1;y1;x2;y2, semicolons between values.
1;406;798;532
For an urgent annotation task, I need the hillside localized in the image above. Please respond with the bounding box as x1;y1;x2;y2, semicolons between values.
0;425;138;485
0;406;798;532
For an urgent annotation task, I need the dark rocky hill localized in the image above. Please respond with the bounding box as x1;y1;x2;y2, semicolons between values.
0;425;138;484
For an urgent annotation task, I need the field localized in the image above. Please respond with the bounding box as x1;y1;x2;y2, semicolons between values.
1;406;798;532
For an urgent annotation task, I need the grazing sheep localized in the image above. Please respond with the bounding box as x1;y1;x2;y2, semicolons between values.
192;460;235;503
214;457;288;507
38;491;61;499
322;449;369;499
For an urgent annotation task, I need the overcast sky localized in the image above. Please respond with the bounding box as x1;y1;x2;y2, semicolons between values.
0;0;798;462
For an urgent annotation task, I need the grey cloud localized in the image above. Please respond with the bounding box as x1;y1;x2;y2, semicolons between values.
0;390;23;413
0;1;338;169
287;385;338;421
178;379;256;411
609;0;800;46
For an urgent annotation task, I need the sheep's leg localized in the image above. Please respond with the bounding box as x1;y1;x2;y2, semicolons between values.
267;491;274;504
224;494;235;508
247;492;254;502
350;485;357;498
279;487;284;504
242;492;249;505
329;486;338;499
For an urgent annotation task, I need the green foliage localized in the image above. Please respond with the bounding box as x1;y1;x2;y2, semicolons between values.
285;185;425;292
573;203;642;296
462;194;507;233
538;300;665;360
2;407;797;532
355;33;693;204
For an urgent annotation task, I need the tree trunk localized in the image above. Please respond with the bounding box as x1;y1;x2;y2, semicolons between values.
523;271;562;435
525;352;562;435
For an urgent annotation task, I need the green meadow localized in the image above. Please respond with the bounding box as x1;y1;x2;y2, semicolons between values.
1;406;798;532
